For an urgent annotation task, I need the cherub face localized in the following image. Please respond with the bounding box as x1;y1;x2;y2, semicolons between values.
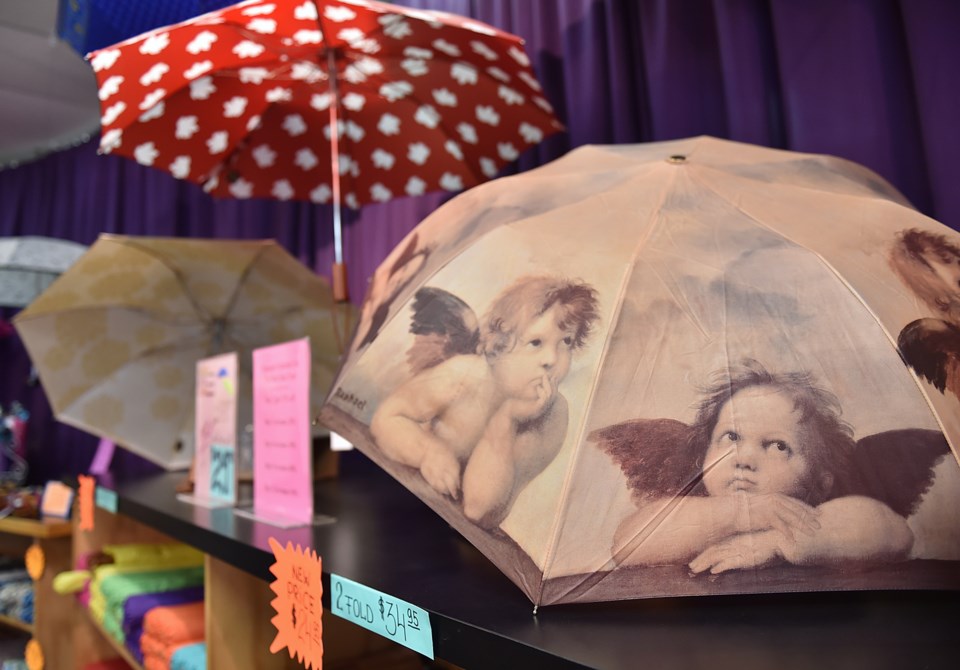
491;304;574;401
702;386;815;499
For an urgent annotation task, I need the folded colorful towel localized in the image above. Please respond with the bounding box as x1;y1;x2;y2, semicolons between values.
122;586;204;664
142;655;167;670
143;602;205;647
170;642;206;670
88;566;203;644
141;633;204;666
104;544;204;568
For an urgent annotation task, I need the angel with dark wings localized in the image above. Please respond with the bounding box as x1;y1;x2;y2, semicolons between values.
371;275;599;529
591;360;948;574
889;227;960;398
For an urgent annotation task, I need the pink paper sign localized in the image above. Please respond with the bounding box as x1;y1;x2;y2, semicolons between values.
194;352;239;504
253;338;313;524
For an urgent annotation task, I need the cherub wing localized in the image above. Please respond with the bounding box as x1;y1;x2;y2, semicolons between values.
897;318;960;394
589;418;702;503
406;287;481;375
831;428;951;517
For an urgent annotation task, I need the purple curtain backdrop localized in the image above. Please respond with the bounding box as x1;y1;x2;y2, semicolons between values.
1;0;958;483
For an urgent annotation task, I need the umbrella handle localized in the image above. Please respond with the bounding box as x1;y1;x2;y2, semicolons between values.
333;261;349;302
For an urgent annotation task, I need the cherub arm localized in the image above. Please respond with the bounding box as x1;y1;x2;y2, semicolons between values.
689;495;914;574
461;394;569;528
370;360;473;498
612;493;822;567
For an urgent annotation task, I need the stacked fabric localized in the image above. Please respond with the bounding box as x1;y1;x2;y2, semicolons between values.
170;643;205;670
90;564;205;643
122;585;204;663
0;567;32;623
140;602;205;670
52;543;205;663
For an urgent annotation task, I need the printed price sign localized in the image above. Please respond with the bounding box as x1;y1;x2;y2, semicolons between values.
95;486;118;514
209;443;236;503
194;352;238;505
329;574;434;659
268;538;323;670
253;338;313;524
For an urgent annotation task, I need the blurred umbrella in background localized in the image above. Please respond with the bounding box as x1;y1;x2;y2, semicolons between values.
0;236;87;308
85;0;563;300
14;234;352;469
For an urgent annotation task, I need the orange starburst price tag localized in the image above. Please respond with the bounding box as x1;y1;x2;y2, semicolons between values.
268;537;323;669
77;475;95;531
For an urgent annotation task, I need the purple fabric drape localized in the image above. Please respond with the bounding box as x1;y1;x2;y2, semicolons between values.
1;0;958;481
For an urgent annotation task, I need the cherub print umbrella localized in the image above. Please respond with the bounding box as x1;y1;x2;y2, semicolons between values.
320;136;960;606
86;0;563;298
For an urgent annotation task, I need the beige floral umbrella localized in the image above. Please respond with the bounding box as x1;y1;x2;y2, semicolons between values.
320;136;960;606
14;234;350;469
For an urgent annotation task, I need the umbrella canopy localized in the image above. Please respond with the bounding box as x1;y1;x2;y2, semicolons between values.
0;236;87;308
15;234;350;469
320;136;960;605
86;0;563;295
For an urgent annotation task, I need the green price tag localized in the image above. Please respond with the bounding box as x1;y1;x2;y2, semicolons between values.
94;487;118;514
330;574;434;659
209;443;236;503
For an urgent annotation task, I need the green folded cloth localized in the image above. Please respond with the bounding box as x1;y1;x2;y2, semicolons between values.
91;566;205;643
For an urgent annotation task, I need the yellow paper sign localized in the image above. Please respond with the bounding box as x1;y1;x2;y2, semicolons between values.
268;537;323;669
77;475;95;531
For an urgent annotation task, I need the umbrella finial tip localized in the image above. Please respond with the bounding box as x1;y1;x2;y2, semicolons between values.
667;154;687;164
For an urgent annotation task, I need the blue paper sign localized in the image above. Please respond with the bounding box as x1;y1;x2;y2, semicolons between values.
330;574;434;659
209;443;236;503
94;486;118;514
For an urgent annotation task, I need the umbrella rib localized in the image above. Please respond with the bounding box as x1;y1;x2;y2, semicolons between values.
534;165;680;605
12;302;209;328
220;243;271;324
692;171;959;459
112;237;254;324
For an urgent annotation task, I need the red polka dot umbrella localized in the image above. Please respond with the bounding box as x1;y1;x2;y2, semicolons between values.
86;0;563;299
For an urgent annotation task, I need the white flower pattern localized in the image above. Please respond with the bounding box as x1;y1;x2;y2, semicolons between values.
85;0;559;205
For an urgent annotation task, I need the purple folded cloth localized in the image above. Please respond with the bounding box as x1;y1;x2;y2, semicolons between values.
122;586;204;663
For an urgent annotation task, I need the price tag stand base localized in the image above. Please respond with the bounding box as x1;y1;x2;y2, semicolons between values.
234;506;336;529
176;493;236;509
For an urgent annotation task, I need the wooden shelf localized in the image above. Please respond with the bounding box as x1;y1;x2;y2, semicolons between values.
0;516;72;539
0;611;33;634
84;606;145;670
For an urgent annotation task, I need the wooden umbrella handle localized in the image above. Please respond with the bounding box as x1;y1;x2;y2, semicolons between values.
332;261;349;302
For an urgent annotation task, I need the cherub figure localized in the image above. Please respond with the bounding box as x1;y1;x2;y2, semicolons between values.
592;361;947;574
371;275;599;529
889;227;960;397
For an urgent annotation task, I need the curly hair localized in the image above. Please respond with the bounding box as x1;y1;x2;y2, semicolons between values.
480;275;600;358
889;227;960;318
686;359;857;505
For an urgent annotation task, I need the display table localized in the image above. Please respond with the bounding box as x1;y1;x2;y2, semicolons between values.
98;453;960;669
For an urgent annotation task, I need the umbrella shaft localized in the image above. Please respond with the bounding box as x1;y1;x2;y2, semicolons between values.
328;48;343;265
